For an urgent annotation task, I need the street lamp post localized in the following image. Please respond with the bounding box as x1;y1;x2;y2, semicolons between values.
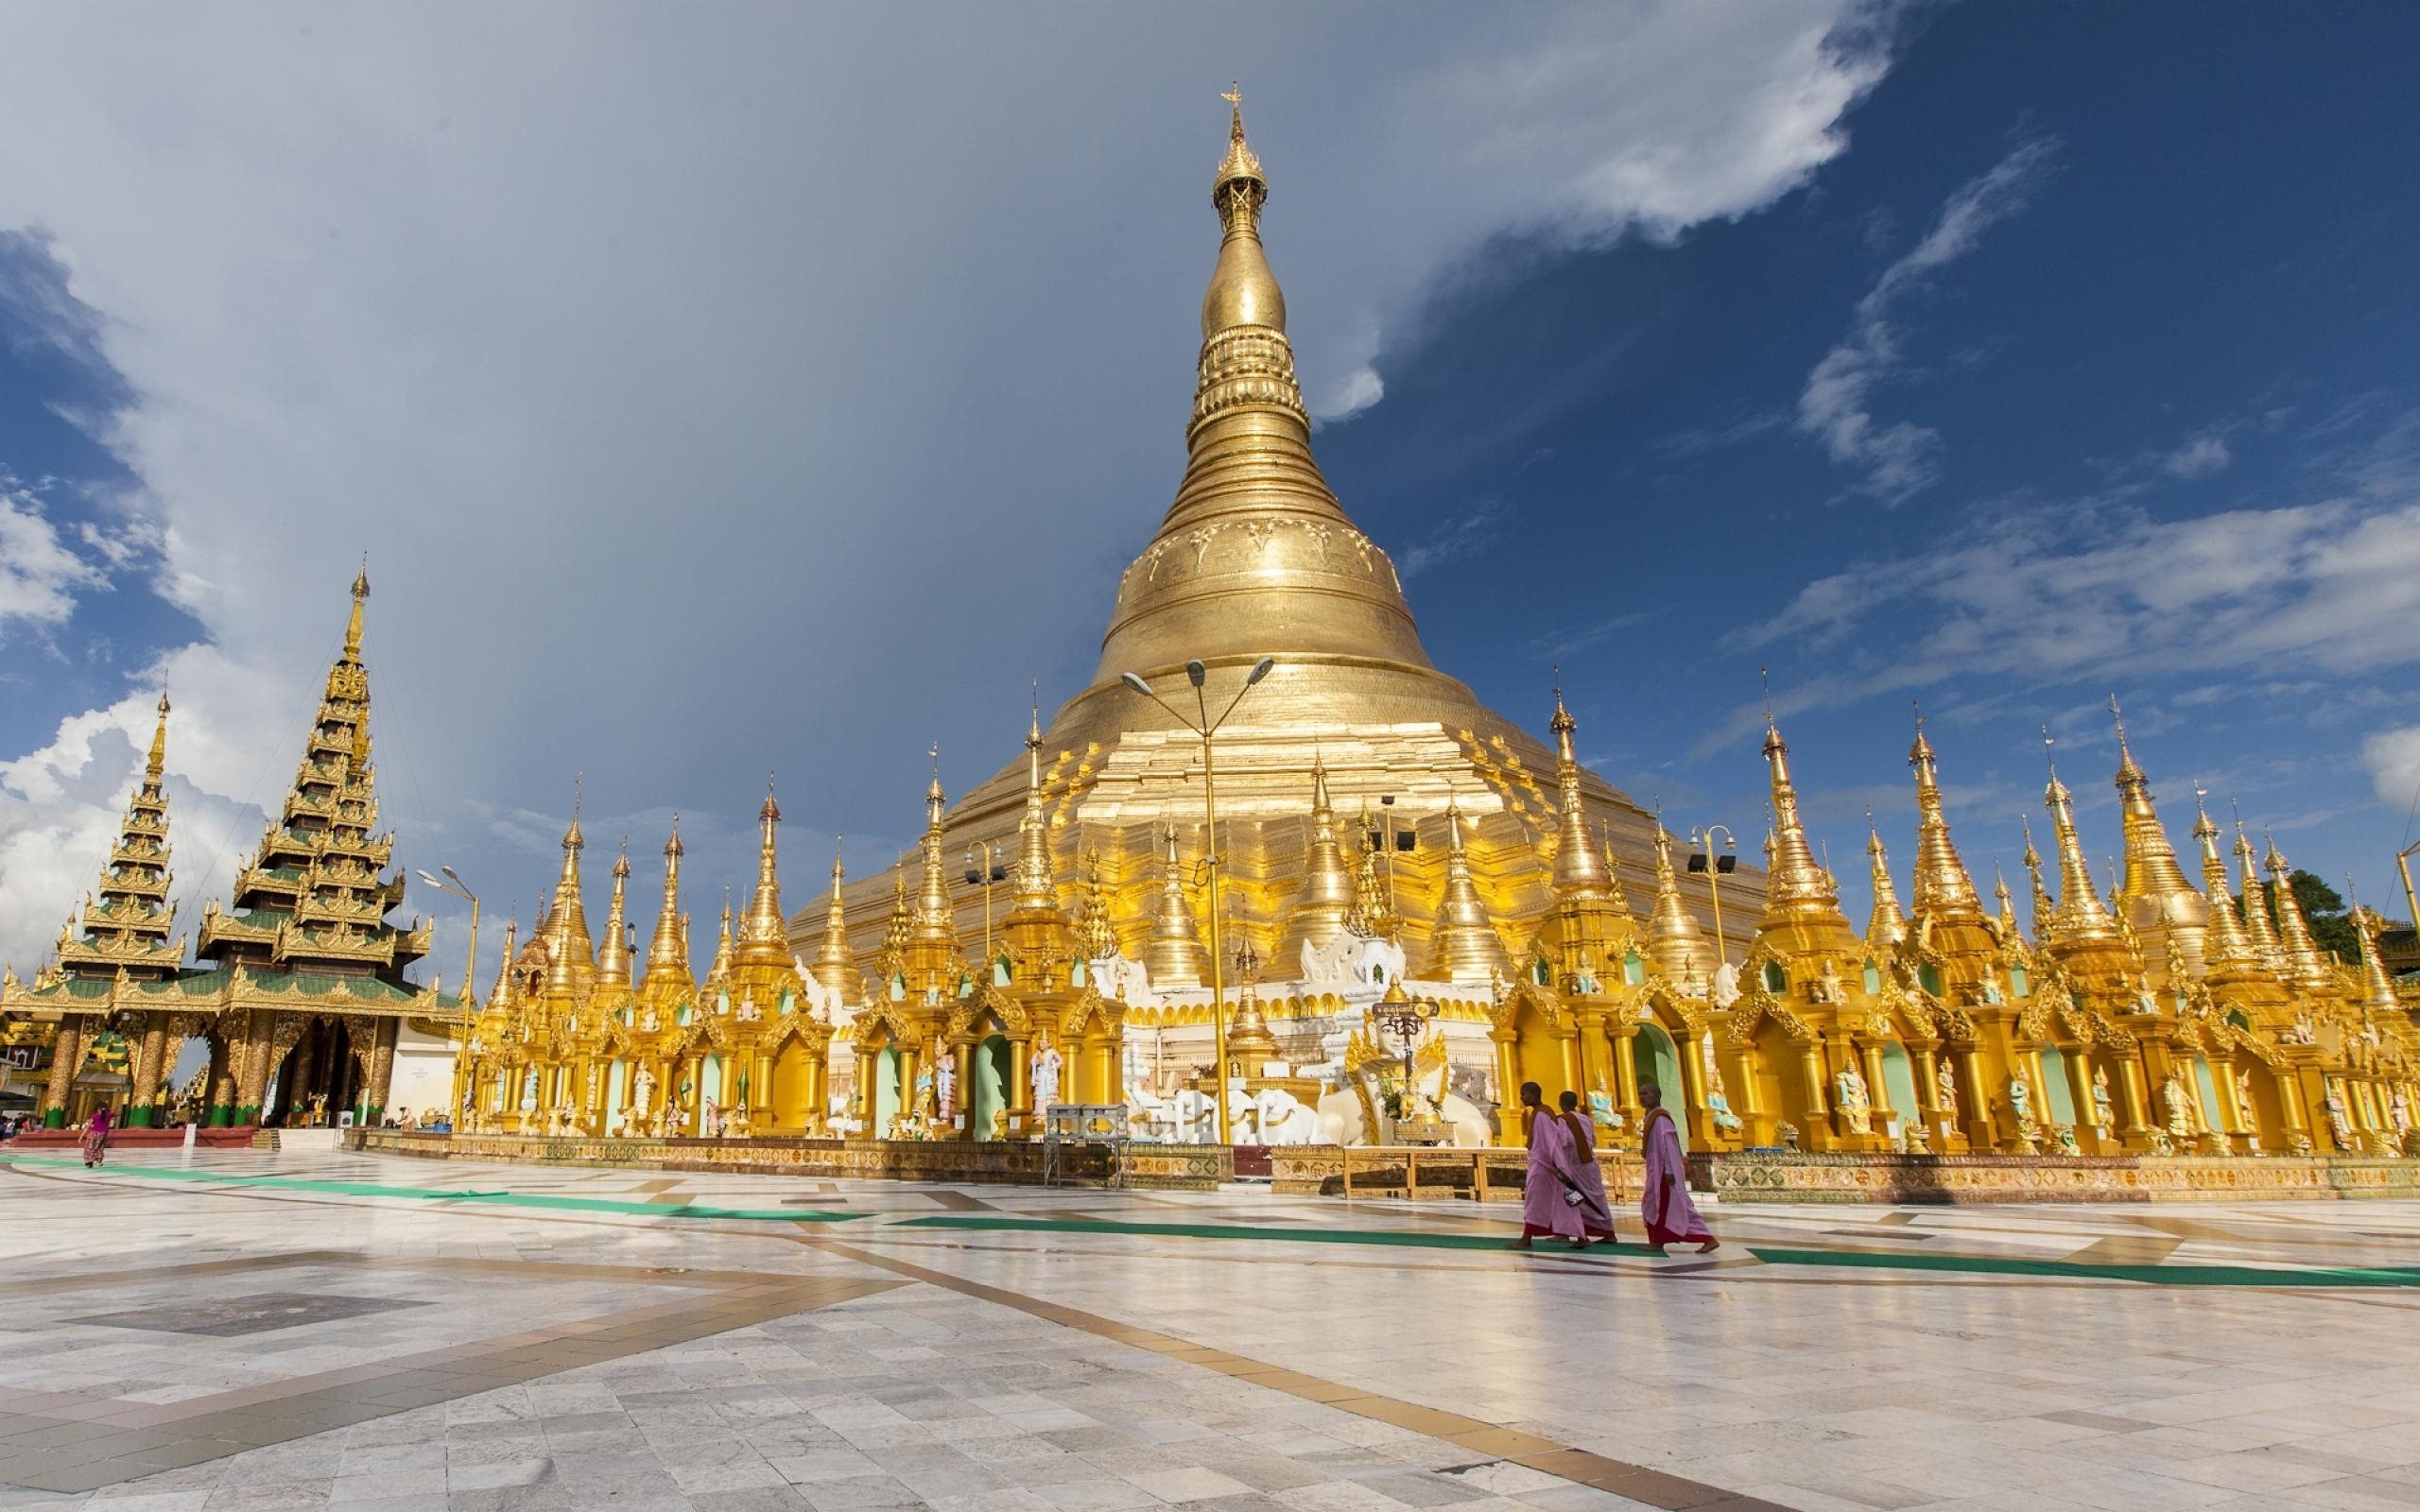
1686;826;1738;968
2396;840;2420;944
1120;656;1276;1146
963;842;1008;968
414;867;479;1128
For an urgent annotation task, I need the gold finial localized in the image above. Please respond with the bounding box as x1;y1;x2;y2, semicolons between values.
831;834;845;885
613;839;630;880
664;814;684;859
342;555;371;659
146;691;170;778
760;769;780;824
927;742;943;804
564;773;585;850
1760;666;1773;728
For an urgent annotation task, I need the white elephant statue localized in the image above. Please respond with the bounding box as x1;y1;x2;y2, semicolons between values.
1316;1087;1494;1148
1241;1088;1326;1145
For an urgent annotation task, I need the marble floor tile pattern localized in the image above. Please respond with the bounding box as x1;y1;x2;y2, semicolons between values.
2;1148;2417;1511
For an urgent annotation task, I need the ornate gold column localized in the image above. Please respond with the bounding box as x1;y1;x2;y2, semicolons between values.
953;1039;976;1140
2062;1046;2100;1153
1959;1047;1990;1147
1911;1045;1944;1141
898;1043;922;1129
1010;1037;1031;1118
41;1016;86;1127
236;1013;276;1125
1492;1036;1519;1146
367;1019;397;1123
127;1013;170;1126
1799;1047;1829;1145
1860;1041;1894;1133
207;1032;236;1127
1673;1033;1710;1147
2116;1056;2153;1148
1610;1022;1642;1133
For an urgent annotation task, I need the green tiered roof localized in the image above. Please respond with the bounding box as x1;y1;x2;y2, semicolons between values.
55;694;184;978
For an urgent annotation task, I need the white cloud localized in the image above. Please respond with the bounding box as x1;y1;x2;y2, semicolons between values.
0;4;1901;970
2162;431;2233;479
1796;134;2060;503
2363;726;2420;814
0;472;111;637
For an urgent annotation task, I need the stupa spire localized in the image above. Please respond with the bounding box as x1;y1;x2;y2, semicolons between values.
2023;816;2055;943
812;838;855;996
2043;738;2118;946
2106;696;2209;971
1908;709;1984;922
1425;799;1508;984
2191;791;2256;973
1276;752;1355;965
2264;833;2332;988
1077;850;1118;962
1759;709;1842;921
1865;814;1908;949
737;777;790;967
2234;816;2284;970
1992;861;2021;940
2354;895;2401;1013
60;692;182;975
1549;677;1609;900
543;782;596;993
1143;825;1209;988
1011;699;1059;914
641;818;692;992
596;841;632;988
1645;818;1712;982
913;747;953;949
704;889;735;990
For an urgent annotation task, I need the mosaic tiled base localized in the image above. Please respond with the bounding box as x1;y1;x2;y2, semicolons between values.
1693;1149;2420;1203
352;1129;1235;1188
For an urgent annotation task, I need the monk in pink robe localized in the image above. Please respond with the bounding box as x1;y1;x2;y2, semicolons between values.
1640;1081;1716;1253
1556;1091;1617;1241
1509;1081;1589;1249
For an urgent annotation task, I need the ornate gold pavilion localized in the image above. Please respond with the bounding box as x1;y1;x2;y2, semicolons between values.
7;103;2414;1159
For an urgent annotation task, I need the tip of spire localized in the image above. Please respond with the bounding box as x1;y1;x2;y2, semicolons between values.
351;554;371;602
663;815;684;858
1215;80;1262;190
1549;666;1575;737
760;771;781;824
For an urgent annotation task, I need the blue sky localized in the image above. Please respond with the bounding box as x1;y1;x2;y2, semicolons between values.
3;3;2416;982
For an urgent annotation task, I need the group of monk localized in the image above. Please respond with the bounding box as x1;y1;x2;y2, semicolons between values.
1510;1079;1718;1255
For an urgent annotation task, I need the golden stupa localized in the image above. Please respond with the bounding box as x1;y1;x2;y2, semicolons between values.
801;96;1746;1010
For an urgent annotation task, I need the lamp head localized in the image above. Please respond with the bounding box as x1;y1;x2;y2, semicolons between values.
1247;656;1275;686
415;869;441;888
441;865;466;885
1120;672;1153;696
1186;660;1207;688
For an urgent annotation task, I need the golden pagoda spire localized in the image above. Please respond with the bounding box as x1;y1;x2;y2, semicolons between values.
1276;751;1356;964
1143;824;1210;988
1758;707;1846;926
486;916;520;1016
641;818;692;991
1424;799;1509;984
2191;790;2257;973
1908;709;1985;922
1599;822;1633;915
912;747;954;949
736;776;790;967
812;837;855;996
60;691;182;976
2022;815;2055;942
2106;696;2209;971
1865;813;1909;949
1077;849;1118;961
1645;817;1712;982
876;868;913;981
1992;861;2021;940
542;782;596;993
2264;833;2333;988
1011;699;1059;914
2353;895;2401;1013
1549;677;1609;900
1346;799;1398;939
343;557;369;660
704;888;735;989
2234;816;2285;971
2043;738;2119;946
596;841;632;988
1225;931;1282;1067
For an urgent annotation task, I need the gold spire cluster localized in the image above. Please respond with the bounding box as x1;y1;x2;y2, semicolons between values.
57;693;183;976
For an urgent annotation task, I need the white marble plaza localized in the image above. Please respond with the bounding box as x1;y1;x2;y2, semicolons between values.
4;1147;2419;1512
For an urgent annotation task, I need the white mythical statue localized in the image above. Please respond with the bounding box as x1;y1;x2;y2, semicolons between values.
1300;932;1408;988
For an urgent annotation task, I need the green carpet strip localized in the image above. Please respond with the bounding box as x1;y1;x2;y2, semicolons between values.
1746;1246;2420;1288
3;1156;859;1223
891;1213;1665;1256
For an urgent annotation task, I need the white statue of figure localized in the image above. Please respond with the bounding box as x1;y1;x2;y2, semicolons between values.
2392;1088;2411;1134
1248;1088;1323;1144
2288;1012;2317;1045
1032;1045;1063;1108
521;1069;540;1109
1711;961;1742;1008
2007;1074;2031;1126
2323;1079;2354;1151
1705;1088;1743;1132
1979;972;2005;1005
1835;1063;1871;1133
703;1098;722;1139
2130;975;2160;1017
2091;1066;2115;1129
2234;1068;2256;1129
2161;1073;2195;1141
1586;1089;1618;1129
736;991;761;1022
1811;959;1842;1005
640;1006;661;1034
1681;965;1707;1001
936;1057;957;1121
631;1065;655;1119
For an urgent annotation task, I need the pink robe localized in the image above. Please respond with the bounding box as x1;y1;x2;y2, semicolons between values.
1519;1107;1584;1240
1641;1108;1712;1246
1560;1112;1616;1239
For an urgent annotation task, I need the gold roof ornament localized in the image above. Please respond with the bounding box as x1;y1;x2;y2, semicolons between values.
1274;753;1356;968
596;842;632;989
638;819;694;1005
1225;933;1282;1067
736;777;792;969
2043;732;2120;948
1143;825;1210;989
1865;813;1908;950
1753;705;1857;958
912;747;955;953
2191;790;2260;976
812;837;856;997
2264;833;2334;989
1424;799;1510;985
2021;816;2054;942
1908;709;1986;924
704;889;735;990
1345;799;1397;940
1076;849;1118;962
1010;700;1060;916
1645;817;1712;983
542;782;596;995
2353;896;2401;1013
1991;861;2022;941
2106;696;2210;974
2234;816;2285;971
1548;678;1611;902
